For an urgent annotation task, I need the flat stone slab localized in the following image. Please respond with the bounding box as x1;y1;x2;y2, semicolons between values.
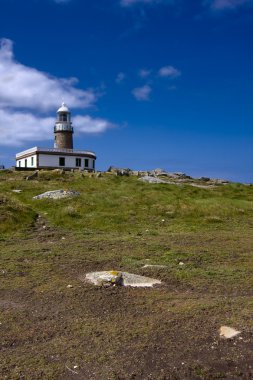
85;271;161;288
219;326;241;339
33;190;80;200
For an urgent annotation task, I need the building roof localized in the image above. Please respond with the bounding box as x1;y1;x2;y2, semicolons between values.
16;147;96;159
57;102;70;113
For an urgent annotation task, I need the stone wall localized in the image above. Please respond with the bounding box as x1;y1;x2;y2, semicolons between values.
54;132;73;149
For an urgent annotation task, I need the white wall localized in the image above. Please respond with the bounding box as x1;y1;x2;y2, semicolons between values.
16;155;37;168
39;154;95;170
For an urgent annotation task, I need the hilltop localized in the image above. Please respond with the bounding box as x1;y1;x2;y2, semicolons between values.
0;169;253;379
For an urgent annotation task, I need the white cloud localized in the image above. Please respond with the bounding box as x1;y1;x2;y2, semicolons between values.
0;109;54;146
116;72;126;83
0;38;114;147
132;85;152;101
74;115;115;134
139;68;152;78
158;65;181;78
0;38;96;112
209;0;252;10
0;109;114;147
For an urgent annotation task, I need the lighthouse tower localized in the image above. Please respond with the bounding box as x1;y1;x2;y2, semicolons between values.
16;102;96;171
54;102;73;149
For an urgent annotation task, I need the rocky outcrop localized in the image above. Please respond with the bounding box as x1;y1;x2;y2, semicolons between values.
107;166;131;176
138;176;169;184
33;189;80;200
84;271;161;287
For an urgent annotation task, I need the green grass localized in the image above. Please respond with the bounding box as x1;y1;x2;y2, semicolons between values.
0;170;253;379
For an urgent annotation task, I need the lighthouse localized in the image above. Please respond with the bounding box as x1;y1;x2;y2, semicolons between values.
54;102;73;149
15;103;96;171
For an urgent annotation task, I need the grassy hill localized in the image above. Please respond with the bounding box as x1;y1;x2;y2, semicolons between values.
0;170;253;379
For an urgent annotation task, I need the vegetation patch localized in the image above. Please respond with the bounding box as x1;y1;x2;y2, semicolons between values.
0;170;253;379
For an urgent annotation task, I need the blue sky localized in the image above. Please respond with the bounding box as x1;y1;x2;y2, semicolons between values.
0;0;252;182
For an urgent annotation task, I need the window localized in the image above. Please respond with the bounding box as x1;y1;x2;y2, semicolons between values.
59;157;65;166
76;158;81;167
84;159;89;168
19;161;21;167
59;113;68;122
93;160;95;169
25;159;27;168
31;157;34;166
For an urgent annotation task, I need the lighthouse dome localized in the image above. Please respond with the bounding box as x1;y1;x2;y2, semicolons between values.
57;102;70;113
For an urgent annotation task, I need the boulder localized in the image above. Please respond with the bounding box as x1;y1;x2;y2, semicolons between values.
107;166;132;176
199;177;210;182
139;176;167;184
85;271;161;288
33;189;80;200
86;271;123;287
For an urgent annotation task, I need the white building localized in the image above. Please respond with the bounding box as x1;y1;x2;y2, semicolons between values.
16;103;96;171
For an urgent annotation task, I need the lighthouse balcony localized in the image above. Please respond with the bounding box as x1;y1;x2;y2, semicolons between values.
54;125;73;132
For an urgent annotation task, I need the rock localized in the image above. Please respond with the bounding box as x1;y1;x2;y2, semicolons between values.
219;326;241;339
200;177;210;182
26;171;39;180
107;166;131;176
178;262;184;266
139;176;182;186
86;271;123;287
67;284;73;288
52;169;65;174
212;178;230;184
149;168;168;176
138;171;150;176
139;176;167;184
12;189;22;193
33;189;80;200
122;272;161;287
85;271;161;288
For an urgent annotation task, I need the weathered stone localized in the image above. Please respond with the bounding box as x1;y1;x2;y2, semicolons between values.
212;178;230;184
219;326;241;339
108;166;131;176
33;189;80;200
200;177;210;182
84;271;161;288
139;176;167;184
85;271;123;287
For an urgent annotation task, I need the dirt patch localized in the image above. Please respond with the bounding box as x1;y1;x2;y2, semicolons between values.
0;299;24;310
